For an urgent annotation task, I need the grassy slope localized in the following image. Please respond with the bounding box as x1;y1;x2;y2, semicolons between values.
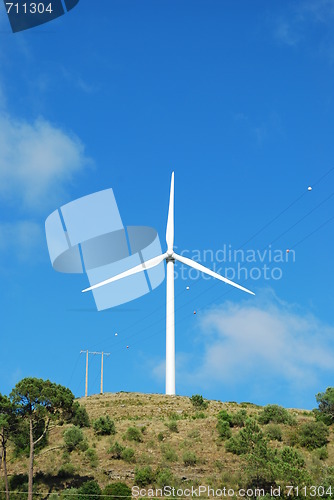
5;392;334;495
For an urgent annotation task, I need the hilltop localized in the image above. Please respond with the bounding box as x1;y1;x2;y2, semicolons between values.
2;392;334;498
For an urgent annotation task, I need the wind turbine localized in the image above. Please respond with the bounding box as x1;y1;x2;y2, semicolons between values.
82;172;255;395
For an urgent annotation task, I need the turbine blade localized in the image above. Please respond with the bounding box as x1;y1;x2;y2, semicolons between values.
166;172;174;252
82;253;167;293
173;253;255;296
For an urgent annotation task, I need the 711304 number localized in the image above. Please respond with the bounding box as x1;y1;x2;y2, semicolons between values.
6;3;53;14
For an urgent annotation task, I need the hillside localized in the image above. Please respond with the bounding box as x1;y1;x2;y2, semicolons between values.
2;392;334;499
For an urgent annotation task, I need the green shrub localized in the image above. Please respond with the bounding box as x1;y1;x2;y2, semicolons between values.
183;451;197;466
60;488;79;500
78;480;101;500
217;420;232;440
161;444;178;462
276;447;309;485
225;436;244;455
168;412;181;420
108;441;124;459
156;468;174;488
316;447;328;460
231;410;247;427
69;401;90;428
58;462;76;478
314;410;333;426
286;428;299;447
63;426;85;451
190;394;208;409
298;421;329;450
225;419;264;455
135;466;155;486
244;441;274;493
103;482;132;499
165;420;178;432
280;446;305;467
192;411;206;419
217;410;232;424
79;440;88;451
265;424;282;442
217;409;246;431
85;447;98;467
258;405;295;425
93;416;116;436
125;426;143;442
48;494;59;500
121;447;135;463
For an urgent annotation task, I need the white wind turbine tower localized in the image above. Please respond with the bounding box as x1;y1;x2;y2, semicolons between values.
83;172;255;395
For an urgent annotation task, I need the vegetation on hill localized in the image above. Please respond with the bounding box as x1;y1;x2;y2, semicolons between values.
0;382;333;499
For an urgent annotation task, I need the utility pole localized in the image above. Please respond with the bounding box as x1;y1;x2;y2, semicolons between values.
80;350;110;397
80;350;89;398
90;351;110;394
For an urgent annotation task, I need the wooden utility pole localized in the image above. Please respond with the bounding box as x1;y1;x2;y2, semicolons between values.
101;352;105;394
80;350;110;397
90;351;110;394
80;350;89;397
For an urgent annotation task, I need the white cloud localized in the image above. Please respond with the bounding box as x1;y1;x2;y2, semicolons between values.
273;1;334;53
152;352;190;382
0;114;92;211
60;66;98;94
274;21;300;47
167;291;334;404
301;0;334;22
232;112;282;147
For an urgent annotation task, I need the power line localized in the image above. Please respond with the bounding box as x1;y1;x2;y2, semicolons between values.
67;353;81;387
292;214;334;249
270;191;334;245
236;166;334;250
80;166;334;368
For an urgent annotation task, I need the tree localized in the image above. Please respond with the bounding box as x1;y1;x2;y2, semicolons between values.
0;394;17;500
316;387;334;425
10;378;74;500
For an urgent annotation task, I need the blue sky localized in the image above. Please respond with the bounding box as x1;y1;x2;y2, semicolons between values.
0;0;334;409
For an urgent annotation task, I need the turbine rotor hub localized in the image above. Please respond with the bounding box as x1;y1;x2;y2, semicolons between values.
166;250;175;262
